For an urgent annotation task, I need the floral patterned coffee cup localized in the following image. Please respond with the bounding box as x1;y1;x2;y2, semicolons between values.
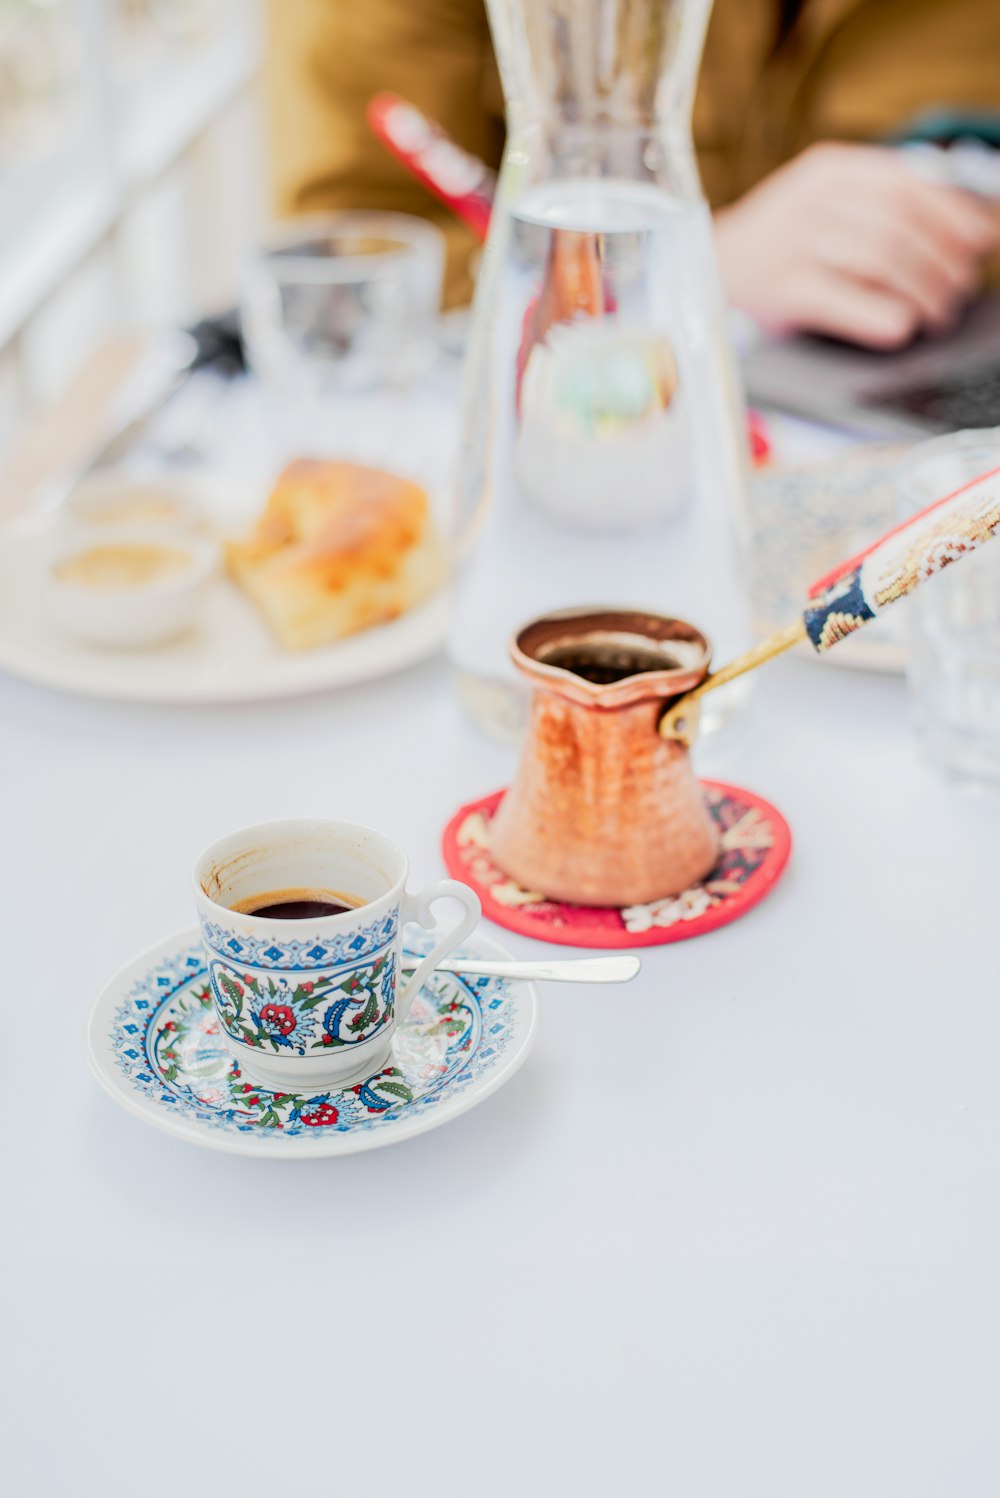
194;819;481;1090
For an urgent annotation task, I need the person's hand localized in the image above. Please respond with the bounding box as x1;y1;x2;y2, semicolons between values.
714;142;1000;348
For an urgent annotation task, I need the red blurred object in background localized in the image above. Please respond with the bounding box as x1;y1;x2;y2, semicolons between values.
747;409;772;465
367;93;495;241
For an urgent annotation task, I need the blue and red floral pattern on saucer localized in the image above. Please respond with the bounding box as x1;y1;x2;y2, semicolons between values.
87;928;538;1158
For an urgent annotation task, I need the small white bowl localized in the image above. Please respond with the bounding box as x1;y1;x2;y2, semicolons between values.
47;526;218;649
62;473;208;535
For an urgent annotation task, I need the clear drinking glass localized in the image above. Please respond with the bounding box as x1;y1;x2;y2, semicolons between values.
450;0;751;739
241;213;446;462
896;429;1000;790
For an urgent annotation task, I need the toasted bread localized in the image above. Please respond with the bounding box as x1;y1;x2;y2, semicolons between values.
226;460;444;650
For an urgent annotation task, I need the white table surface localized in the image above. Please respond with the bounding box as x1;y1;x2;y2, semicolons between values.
3;630;999;1495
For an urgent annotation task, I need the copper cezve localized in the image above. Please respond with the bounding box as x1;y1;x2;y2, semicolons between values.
490;608;719;907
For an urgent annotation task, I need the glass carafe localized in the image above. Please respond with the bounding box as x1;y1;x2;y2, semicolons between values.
450;0;752;739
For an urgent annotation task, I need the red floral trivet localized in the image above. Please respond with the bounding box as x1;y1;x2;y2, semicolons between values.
442;781;791;949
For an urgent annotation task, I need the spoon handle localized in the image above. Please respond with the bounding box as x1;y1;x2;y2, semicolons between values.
403;954;641;983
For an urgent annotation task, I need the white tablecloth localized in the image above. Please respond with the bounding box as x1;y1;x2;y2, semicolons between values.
3;633;998;1495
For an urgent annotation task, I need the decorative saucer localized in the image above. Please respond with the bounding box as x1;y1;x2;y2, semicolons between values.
442;782;791;949
87;928;538;1158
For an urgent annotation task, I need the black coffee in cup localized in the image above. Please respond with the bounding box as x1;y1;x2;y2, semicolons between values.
231;888;364;920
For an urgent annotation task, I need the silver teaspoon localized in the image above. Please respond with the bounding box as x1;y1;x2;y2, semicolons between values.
401;954;641;984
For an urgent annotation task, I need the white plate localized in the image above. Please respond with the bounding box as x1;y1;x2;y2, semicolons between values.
86;926;538;1159
0;512;448;703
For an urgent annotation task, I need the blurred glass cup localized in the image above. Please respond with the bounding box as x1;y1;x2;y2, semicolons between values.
896;429;1000;790
241;212;446;459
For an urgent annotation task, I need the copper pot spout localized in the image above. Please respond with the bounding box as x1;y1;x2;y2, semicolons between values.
490;608;720;907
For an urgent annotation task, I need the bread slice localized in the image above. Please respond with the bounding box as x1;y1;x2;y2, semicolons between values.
226;460;445;650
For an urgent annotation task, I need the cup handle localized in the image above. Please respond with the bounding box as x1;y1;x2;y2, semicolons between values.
397;879;482;1023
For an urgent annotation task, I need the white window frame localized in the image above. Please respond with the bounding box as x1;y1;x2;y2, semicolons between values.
0;0;263;352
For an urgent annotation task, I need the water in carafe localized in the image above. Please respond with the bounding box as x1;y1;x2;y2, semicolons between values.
451;0;752;739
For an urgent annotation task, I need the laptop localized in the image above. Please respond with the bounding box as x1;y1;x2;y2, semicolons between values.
741;292;1000;438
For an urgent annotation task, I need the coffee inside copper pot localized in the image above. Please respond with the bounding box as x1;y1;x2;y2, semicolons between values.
534;639;682;685
514;610;710;707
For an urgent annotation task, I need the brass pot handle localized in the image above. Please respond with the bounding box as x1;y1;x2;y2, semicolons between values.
659;620;807;746
662;461;1000;746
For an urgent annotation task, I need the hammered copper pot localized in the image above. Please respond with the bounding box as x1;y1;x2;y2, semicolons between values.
489;608;720;907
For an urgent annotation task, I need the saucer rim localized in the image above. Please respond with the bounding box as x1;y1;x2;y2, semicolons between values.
86;925;539;1160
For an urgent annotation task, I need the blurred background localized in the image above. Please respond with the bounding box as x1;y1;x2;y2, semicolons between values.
0;0;264;453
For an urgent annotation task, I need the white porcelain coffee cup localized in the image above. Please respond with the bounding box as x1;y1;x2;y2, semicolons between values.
194;819;481;1090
